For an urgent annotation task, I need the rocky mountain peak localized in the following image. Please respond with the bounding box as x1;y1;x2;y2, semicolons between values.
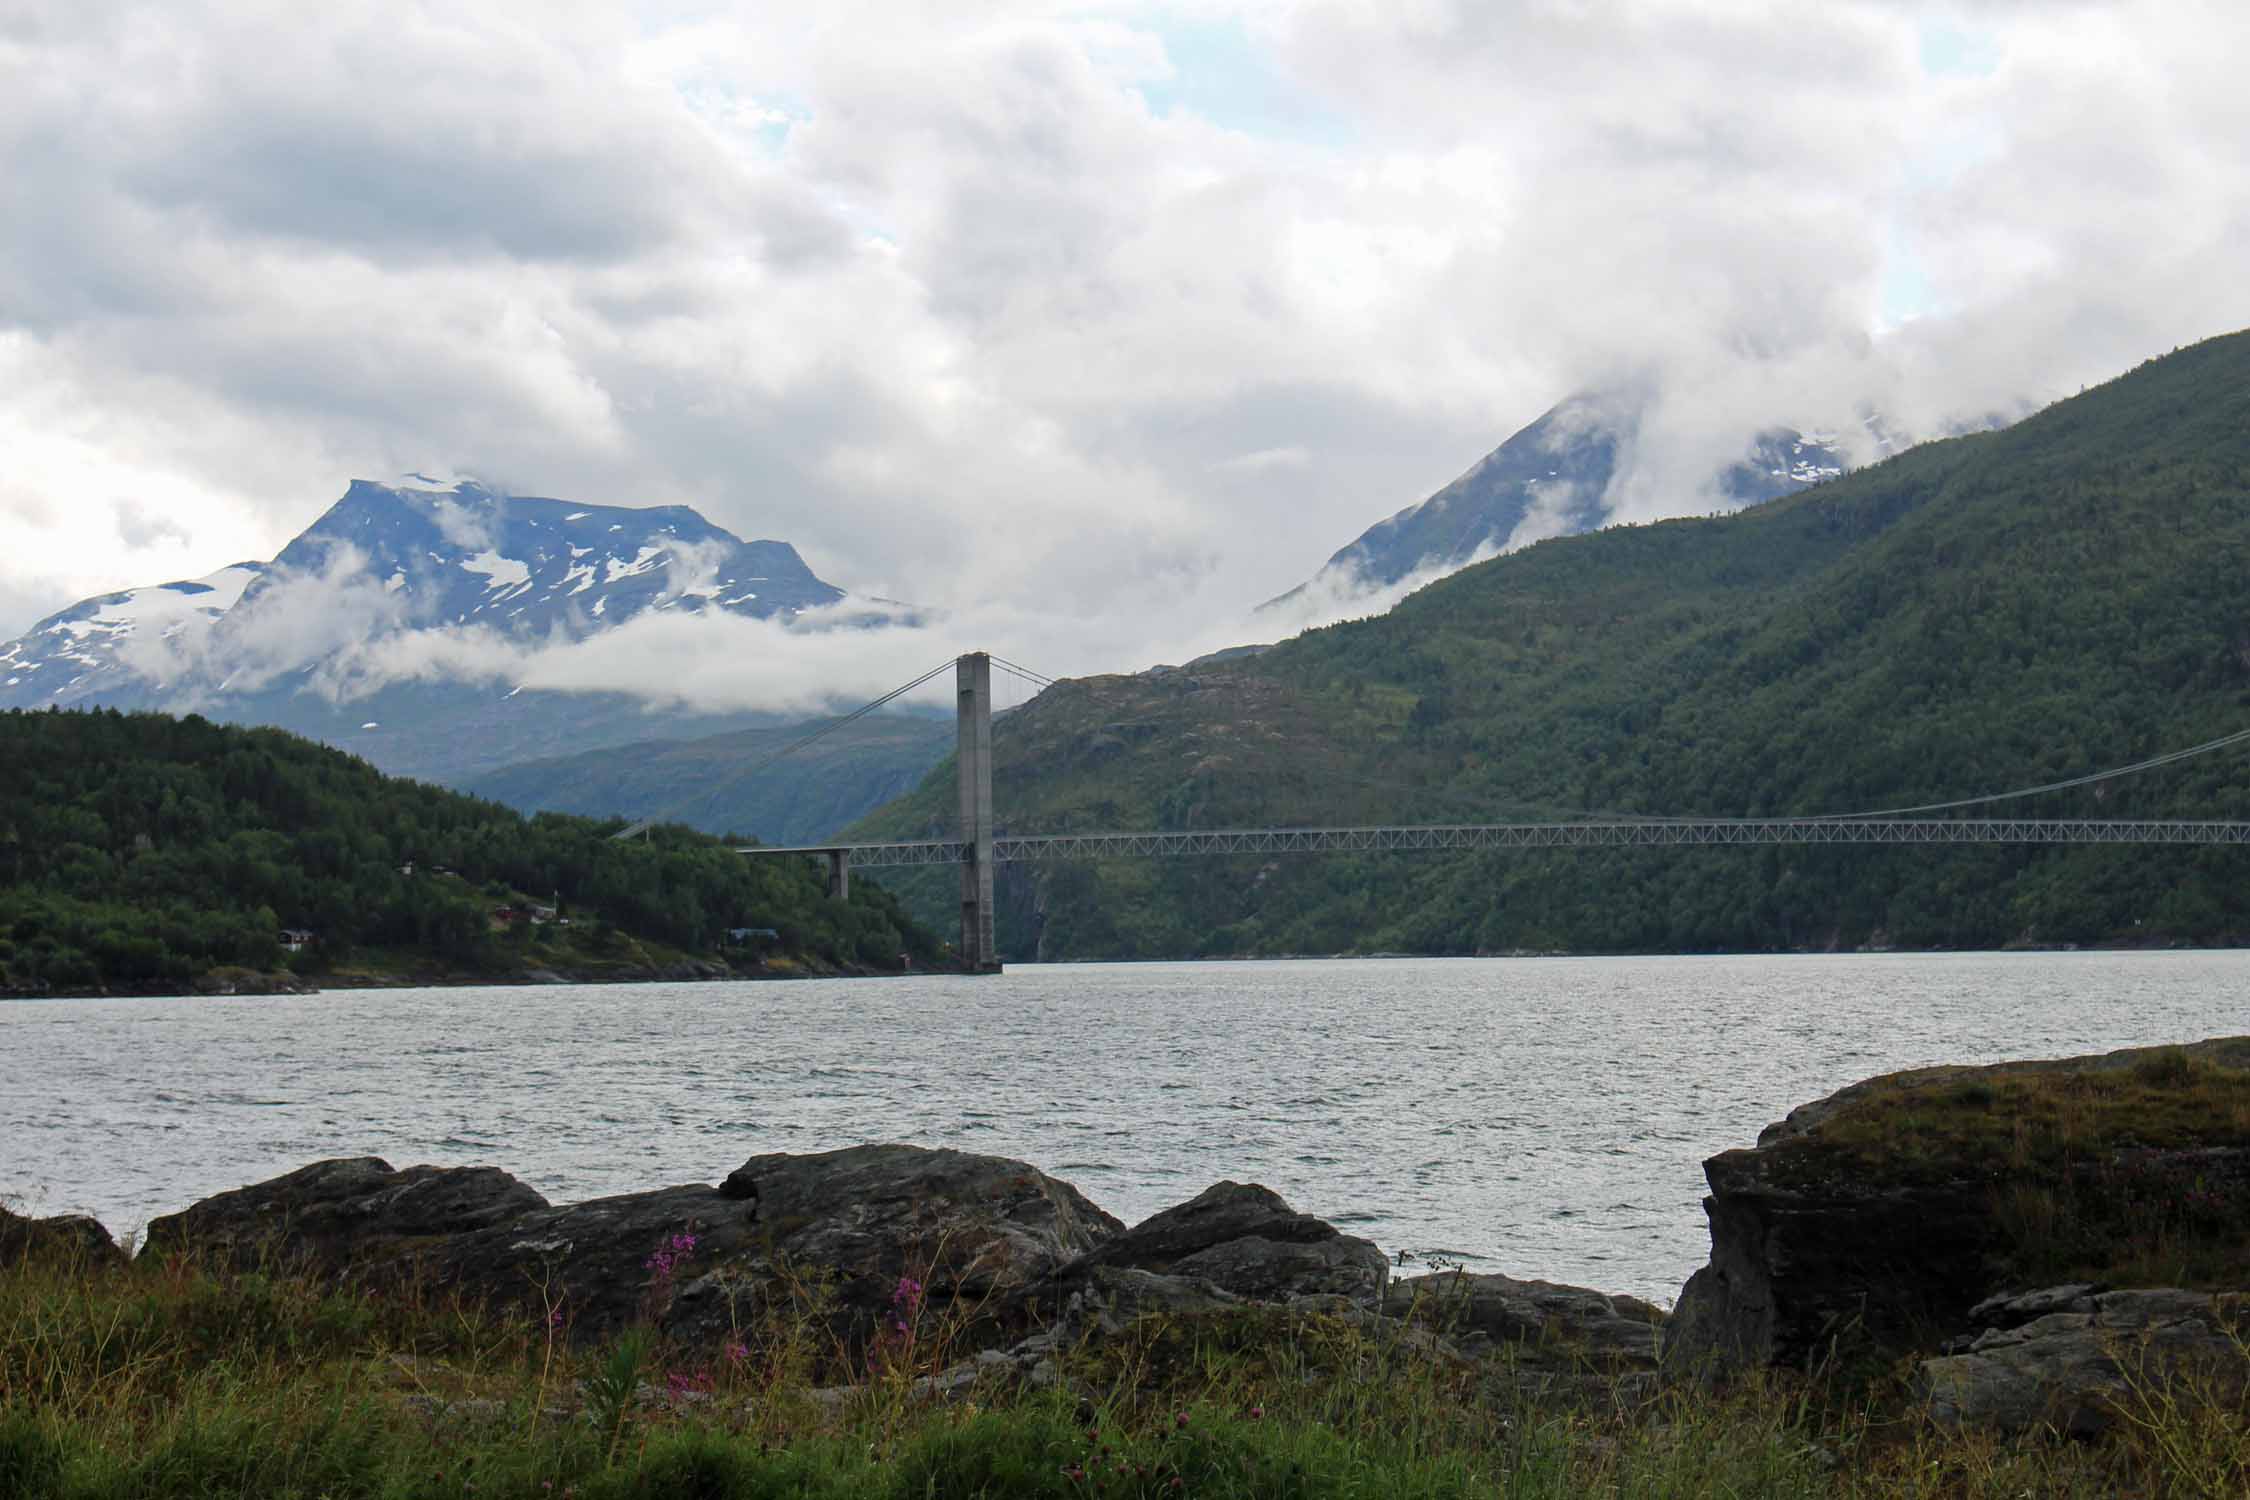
0;478;848;714
1265;390;1874;611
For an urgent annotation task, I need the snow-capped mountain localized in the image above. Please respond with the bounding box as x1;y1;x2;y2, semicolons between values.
0;561;269;705
1266;392;1887;610
260;476;845;639
0;477;878;788
0;477;847;712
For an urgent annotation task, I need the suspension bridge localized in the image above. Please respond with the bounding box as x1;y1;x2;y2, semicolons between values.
714;653;2250;973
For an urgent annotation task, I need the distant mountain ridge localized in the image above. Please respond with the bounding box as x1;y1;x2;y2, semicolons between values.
1268;390;1890;609
0;477;883;795
0;476;844;710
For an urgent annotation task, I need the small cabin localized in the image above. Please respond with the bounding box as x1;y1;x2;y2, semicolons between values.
278;929;315;953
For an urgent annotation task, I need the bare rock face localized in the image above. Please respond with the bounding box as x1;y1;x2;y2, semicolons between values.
1053;1263;1245;1333
141;1158;551;1269
1919;1288;2250;1435
1386;1271;1668;1369
717;1143;1122;1299
1660;1151;1990;1377
0;1203;123;1267
430;1182;746;1344
1058;1182;1389;1307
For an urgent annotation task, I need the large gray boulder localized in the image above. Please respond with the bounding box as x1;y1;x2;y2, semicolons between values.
717;1143;1121;1301
141;1158;550;1268
1058;1181;1388;1307
1919;1288;2250;1435
1386;1271;1668;1369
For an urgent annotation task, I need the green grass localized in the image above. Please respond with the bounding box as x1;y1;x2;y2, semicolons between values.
4;1232;2246;1498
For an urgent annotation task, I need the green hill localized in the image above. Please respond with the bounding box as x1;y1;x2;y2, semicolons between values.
853;330;2250;958
465;712;953;846
0;709;945;994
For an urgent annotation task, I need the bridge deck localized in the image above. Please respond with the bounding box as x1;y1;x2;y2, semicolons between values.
742;817;2250;869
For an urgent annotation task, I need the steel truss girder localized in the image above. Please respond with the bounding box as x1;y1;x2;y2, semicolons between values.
742;818;2250;869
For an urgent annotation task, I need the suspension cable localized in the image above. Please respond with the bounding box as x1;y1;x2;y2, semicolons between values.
1813;725;2250;820
990;662;1052;694
989;654;1054;687
608;659;956;840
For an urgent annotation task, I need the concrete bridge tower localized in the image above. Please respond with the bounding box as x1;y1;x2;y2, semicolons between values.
956;651;1001;972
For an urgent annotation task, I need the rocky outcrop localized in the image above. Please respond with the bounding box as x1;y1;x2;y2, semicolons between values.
0;1204;123;1267
145;1145;1123;1354
716;1143;1121;1301
1057;1182;1388;1308
131;1150;1429;1374
1663;1038;2250;1381
1386;1271;1668;1369
1660;1152;1990;1378
1919;1288;2250;1436
142;1157;550;1269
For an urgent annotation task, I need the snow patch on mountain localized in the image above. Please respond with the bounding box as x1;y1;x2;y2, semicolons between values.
460;551;533;593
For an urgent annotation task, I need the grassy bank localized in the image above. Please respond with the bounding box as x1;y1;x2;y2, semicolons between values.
4;1241;2245;1498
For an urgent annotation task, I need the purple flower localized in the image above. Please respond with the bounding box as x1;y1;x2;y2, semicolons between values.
643;1231;702;1282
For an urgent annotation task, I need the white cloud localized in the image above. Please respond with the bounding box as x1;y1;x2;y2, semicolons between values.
0;0;2244;677
1213;445;1312;473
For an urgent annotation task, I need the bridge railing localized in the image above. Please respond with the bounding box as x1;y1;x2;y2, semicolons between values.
741;817;2250;869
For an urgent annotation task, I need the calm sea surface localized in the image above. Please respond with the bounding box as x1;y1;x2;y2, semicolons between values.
3;953;2245;1303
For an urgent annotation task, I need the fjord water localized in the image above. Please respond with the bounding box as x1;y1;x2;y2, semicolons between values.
4;952;2245;1303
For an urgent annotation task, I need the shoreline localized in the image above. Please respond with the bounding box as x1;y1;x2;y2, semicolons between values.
9;939;2242;1000
0;956;961;1003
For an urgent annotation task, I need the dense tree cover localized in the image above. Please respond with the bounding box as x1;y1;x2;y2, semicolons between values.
0;709;946;991
855;330;2250;957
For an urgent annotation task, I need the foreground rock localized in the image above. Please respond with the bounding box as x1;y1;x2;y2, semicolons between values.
146;1144;1123;1354
1919;1288;2250;1436
1387;1271;1668;1370
132;1147;1462;1382
0;1203;123;1267
1664;1037;2250;1382
143;1158;550;1267
1057;1182;1389;1308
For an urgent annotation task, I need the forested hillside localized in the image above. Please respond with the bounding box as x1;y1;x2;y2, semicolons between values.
0;709;944;994
467;712;952;846
854;331;2250;957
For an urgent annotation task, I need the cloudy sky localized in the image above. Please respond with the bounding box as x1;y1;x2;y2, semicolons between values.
4;0;2246;686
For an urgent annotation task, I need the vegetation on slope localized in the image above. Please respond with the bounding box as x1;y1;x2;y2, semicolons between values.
466;712;953;847
4;1231;2244;1498
0;709;946;994
855;330;2250;958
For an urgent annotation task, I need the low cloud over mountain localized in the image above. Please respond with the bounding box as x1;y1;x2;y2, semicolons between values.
4;3;2245;671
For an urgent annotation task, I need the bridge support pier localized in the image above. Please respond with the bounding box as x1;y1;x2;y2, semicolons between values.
957;652;1000;973
826;848;849;902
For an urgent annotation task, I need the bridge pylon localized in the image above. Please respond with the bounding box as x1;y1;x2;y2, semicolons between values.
956;652;1001;973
